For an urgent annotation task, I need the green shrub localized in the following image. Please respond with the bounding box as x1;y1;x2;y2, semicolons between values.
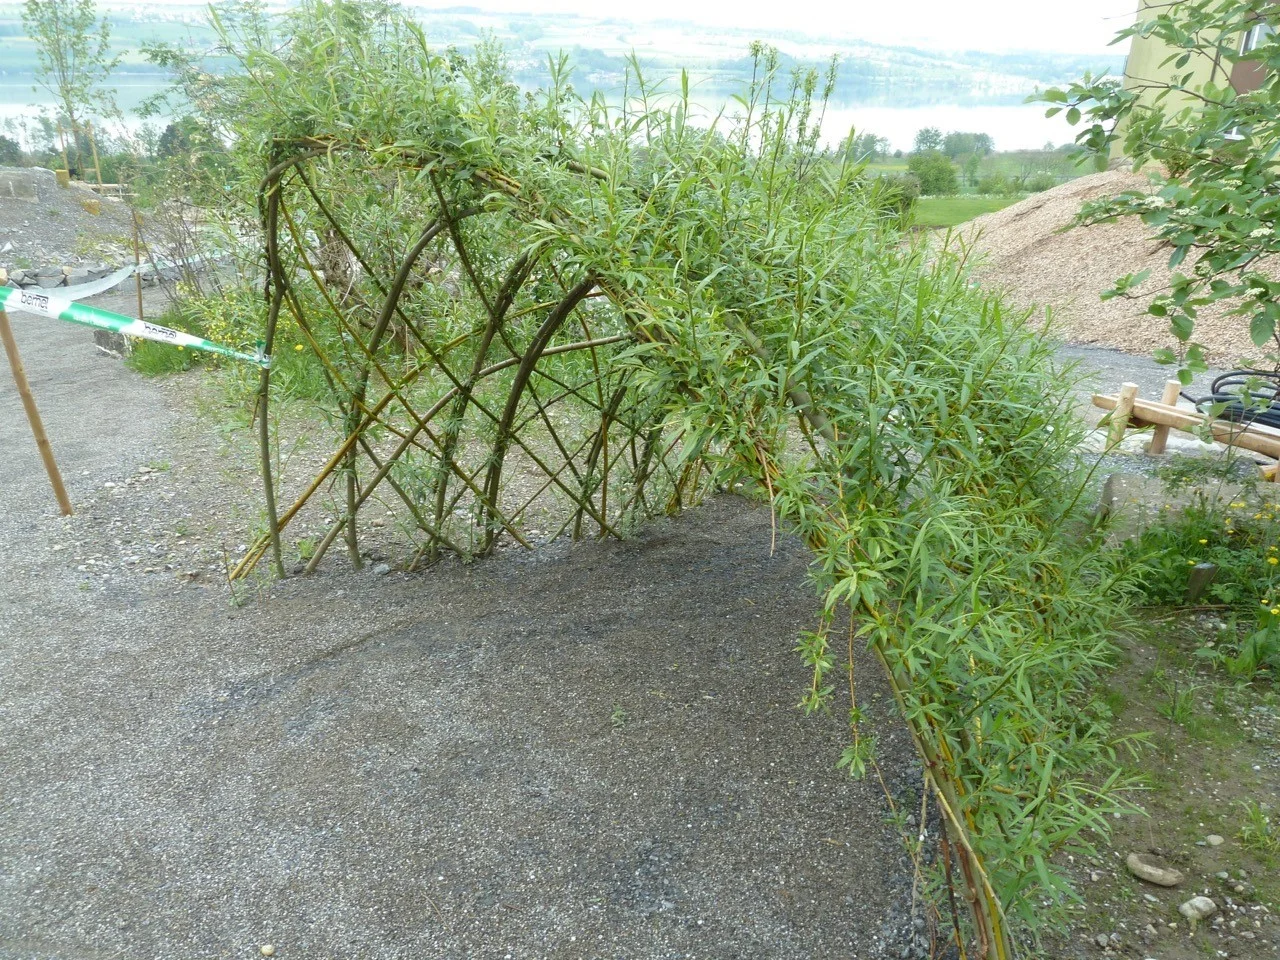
976;175;1011;195
1025;173;1058;193
907;150;959;195
126;304;205;376
0;134;22;166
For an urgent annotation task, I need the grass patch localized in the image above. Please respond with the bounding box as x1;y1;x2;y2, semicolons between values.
125;306;205;376
913;194;1021;228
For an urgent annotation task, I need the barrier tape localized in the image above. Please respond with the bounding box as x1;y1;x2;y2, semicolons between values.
1;285;268;368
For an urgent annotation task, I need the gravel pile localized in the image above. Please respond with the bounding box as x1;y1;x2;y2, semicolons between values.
0;165;136;270
964;170;1279;366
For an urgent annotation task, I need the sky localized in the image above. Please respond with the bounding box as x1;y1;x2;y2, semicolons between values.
405;0;1141;55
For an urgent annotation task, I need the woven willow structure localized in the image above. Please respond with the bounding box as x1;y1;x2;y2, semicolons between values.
231;140;706;580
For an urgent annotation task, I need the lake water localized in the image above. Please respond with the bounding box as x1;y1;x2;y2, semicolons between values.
1;88;1070;154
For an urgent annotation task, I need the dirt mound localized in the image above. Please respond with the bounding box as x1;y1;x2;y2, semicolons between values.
964;170;1273;366
0;165;135;270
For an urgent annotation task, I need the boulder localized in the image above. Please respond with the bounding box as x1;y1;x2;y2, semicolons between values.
65;267;93;285
34;273;65;288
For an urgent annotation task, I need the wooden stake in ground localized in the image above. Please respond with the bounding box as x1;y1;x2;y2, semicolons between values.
56;121;70;182
1147;380;1182;455
131;210;145;323
0;308;73;515
87;121;104;188
1108;381;1139;447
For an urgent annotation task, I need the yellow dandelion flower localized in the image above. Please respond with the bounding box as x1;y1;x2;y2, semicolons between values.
1188;560;1196;566
1271;608;1279;616
1199;539;1208;545
295;344;305;351
1231;501;1246;509
1269;556;1279;566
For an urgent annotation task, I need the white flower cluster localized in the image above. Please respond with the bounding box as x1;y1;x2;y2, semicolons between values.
1141;195;1170;209
1250;227;1274;239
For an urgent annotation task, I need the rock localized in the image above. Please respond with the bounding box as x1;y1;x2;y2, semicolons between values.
65;267;93;285
8;268;23;283
34;273;65;288
0;267;6;285
260;946;276;957
1126;852;1185;887
1206;834;1225;846
0;240;11;254
1094;933;1109;947
372;562;391;576
35;265;65;278
1178;896;1218;922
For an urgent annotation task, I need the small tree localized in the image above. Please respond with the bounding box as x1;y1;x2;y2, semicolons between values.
1045;0;1280;376
21;0;119;172
850;130;887;162
913;125;943;152
943;130;994;159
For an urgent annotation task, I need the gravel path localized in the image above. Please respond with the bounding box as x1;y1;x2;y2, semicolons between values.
0;309;926;960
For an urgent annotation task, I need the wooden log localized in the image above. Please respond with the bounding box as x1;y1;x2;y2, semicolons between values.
0;308;73;515
1093;394;1280;459
1108;382;1139;447
1147;380;1183;455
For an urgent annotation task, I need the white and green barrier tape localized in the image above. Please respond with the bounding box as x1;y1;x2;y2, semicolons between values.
1;285;268;368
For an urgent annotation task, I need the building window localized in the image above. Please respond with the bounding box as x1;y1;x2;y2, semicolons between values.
1242;23;1275;54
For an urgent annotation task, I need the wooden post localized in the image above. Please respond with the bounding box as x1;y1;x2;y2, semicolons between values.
131;209;145;322
1147;380;1183;455
87;121;104;187
56;120;70;181
0;308;73;515
1186;563;1218;604
1108;382;1139;447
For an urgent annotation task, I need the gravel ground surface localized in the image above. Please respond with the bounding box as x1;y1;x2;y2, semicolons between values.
0;306;928;960
964;171;1280;366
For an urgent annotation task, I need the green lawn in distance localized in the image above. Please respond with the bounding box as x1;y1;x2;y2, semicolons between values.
913;195;1021;228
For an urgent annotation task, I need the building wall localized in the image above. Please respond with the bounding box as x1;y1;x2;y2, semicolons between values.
1111;0;1233;160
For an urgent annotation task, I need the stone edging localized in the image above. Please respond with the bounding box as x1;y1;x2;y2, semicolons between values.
0;263;172;289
